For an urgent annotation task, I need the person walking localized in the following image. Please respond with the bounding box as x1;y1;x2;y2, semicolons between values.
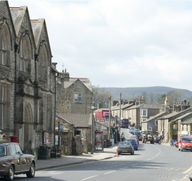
121;132;125;142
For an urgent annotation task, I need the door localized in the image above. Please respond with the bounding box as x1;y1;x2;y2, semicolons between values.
9;145;21;173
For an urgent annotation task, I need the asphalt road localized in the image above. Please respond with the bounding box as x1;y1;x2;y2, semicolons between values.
5;142;192;181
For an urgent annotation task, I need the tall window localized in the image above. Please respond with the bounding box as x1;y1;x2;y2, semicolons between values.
38;45;47;79
20;39;28;72
19;37;30;73
74;93;82;102
0;38;6;65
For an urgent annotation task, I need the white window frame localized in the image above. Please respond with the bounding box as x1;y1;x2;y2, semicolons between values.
140;109;148;117
74;93;82;102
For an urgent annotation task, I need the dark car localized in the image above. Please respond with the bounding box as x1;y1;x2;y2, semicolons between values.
117;141;134;155
0;142;36;181
153;135;161;143
133;131;142;141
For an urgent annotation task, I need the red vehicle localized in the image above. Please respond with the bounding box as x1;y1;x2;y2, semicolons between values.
178;136;192;151
94;110;112;122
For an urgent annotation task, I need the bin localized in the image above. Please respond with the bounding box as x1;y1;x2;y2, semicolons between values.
38;146;49;160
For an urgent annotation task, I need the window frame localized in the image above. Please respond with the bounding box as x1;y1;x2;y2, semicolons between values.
74;93;82;103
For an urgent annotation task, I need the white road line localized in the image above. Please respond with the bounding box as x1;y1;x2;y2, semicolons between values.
82;175;98;181
104;170;116;175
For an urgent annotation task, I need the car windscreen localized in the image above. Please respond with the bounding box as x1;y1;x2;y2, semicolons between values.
126;139;136;142
119;142;131;147
0;145;6;156
182;138;192;143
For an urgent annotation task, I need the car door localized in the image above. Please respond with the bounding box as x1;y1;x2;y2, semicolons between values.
9;144;21;173
15;144;29;172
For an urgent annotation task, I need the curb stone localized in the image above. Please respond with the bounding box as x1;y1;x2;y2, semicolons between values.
36;154;116;171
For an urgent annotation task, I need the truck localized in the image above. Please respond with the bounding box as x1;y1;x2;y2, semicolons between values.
142;130;154;144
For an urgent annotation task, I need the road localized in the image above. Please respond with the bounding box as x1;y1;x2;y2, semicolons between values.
5;142;192;181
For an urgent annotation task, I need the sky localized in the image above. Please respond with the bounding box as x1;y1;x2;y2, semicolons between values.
8;0;192;91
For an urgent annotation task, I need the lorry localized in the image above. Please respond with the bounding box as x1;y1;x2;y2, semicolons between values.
142;130;154;144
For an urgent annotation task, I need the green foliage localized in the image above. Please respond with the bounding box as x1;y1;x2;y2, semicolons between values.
168;120;178;142
92;85;112;108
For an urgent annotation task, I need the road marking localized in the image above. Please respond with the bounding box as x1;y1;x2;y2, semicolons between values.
82;175;98;181
183;166;192;174
104;170;116;175
169;168;174;171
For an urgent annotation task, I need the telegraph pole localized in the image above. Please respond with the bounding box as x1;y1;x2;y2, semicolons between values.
120;92;122;123
108;96;111;140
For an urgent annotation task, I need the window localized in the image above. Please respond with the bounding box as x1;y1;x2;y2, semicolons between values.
0;145;5;156
155;119;158;126
38;45;48;79
8;145;17;155
15;144;22;154
74;93;82;102
0;38;6;65
19;37;30;73
140;109;148;117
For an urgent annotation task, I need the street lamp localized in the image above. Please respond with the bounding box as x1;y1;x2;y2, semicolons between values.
91;103;94;154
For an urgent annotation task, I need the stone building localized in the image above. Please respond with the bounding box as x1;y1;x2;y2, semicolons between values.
158;102;191;143
126;104;161;129
56;113;92;154
0;1;57;154
57;72;94;114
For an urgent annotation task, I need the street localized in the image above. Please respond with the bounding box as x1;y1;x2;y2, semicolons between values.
6;142;192;181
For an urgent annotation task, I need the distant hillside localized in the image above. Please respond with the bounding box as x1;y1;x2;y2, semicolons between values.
102;86;192;100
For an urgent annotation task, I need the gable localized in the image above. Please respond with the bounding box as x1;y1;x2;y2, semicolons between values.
10;6;36;50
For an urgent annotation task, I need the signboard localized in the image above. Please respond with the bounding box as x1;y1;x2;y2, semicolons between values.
44;133;49;144
59;123;64;130
99;118;105;122
181;131;188;135
55;135;58;145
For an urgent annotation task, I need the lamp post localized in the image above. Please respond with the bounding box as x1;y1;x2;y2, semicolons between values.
91;103;94;154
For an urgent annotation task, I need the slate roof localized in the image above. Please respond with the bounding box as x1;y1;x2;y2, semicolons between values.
176;112;192;120
127;104;161;110
160;107;192;119
111;103;133;110
56;113;91;128
142;111;168;123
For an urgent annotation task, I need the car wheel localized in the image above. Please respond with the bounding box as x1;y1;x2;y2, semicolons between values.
135;148;138;150
26;162;35;178
5;165;14;181
131;151;134;155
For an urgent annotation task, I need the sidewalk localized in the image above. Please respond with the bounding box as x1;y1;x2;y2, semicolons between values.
36;144;117;171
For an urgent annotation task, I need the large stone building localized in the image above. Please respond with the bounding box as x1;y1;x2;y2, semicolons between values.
0;1;57;154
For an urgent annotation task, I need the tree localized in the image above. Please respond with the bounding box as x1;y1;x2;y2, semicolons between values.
167;90;183;106
92;85;112;108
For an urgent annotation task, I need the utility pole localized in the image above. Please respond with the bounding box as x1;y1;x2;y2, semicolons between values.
120;92;122;123
108;96;111;141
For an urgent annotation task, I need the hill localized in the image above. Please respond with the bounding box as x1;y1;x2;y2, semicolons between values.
102;86;192;100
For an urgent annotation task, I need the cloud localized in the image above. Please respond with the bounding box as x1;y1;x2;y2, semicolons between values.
8;0;192;90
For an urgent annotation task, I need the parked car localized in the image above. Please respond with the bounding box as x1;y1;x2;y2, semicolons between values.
178;136;192;151
0;142;36;181
117;141;134;155
125;138;138;150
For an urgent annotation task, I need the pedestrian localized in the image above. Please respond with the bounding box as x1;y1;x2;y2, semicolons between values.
121;132;125;142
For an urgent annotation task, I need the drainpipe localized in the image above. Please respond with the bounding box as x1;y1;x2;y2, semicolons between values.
14;43;18;136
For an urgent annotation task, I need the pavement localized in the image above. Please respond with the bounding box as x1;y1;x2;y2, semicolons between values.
36;144;117;171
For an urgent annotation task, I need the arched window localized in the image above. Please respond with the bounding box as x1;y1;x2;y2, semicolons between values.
19;36;31;73
38;45;48;79
0;24;10;66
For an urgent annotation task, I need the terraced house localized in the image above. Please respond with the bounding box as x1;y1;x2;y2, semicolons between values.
0;1;57;154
